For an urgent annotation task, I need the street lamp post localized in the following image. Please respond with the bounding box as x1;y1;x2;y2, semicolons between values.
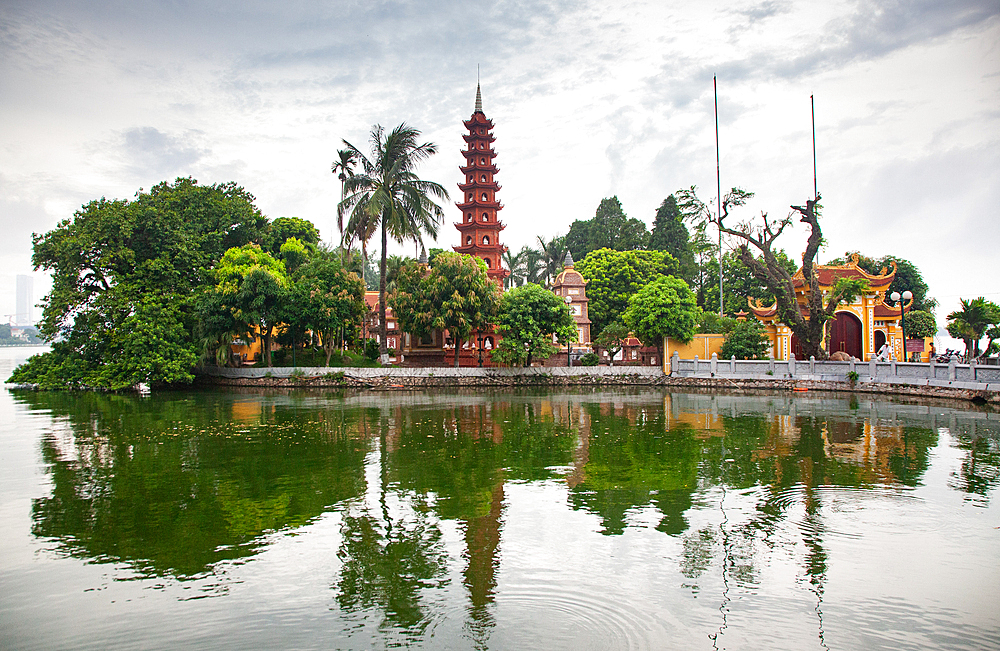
890;290;913;361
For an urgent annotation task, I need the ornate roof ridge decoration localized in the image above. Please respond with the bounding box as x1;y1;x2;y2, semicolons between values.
748;296;778;317
790;252;897;290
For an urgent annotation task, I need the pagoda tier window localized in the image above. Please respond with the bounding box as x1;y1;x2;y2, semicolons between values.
481;174;487;181
466;213;473;222
481;192;488;200
483;235;490;245
484;258;491;268
466;235;472;245
480;158;485;164
482;213;488;221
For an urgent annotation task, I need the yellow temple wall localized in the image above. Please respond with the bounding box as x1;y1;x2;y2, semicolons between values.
664;334;726;361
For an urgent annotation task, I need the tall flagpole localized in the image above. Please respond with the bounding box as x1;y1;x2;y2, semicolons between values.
811;94;818;265
811;95;817;201
715;76;723;316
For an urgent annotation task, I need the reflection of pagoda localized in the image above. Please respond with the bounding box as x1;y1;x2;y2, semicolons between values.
454;84;509;285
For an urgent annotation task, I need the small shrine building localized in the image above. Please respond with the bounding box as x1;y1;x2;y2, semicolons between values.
550;251;592;347
748;254;911;361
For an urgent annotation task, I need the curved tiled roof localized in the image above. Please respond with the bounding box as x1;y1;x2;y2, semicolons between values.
791;253;896;290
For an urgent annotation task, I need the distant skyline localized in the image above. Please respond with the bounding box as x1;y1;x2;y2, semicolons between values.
2;0;998;335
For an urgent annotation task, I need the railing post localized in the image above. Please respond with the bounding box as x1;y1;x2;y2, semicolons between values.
948;357;957;381
849;357;856;375
787;354;794;377
869;357;876;380
711;353;718;376
809;355;816;375
928;357;936;380
970;357;977;381
693;355;699;375
890;359;897;378
730;355;736;374
671;351;679;376
769;355;776;375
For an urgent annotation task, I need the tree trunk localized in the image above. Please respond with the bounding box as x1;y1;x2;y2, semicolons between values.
262;323;272;367
378;218;389;358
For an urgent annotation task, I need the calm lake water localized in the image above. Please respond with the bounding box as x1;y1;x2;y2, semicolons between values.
1;346;998;650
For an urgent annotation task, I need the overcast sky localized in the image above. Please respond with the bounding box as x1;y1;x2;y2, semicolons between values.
1;0;997;333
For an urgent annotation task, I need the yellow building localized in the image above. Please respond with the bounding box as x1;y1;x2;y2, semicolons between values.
748;254;914;361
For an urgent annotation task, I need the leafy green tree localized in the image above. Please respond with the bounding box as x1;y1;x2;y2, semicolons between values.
594;322;629;367
291;257;366;366
905;310;937;339
947;297;1000;359
10;177;267;388
575;248;679;337
427;247;446;266
565;197;649;262
265;217;320;257
339;123;448;358
697;310;737;334
391;253;500;367
278;236;310;273
624;275;698;359
212;244;290;367
492;283;577;367
648;195;696;283
720;319;770;360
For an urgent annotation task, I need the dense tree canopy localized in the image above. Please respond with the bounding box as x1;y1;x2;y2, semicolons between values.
623;275;698;356
391;253;500;366
211;244;290;367
719;319;770;360
265;217;320;257
575;248;679;338
565;197;649;262
290;256;366;366
10;178;268;388
648;195;695;283
492;283;577;367
905;310;937;339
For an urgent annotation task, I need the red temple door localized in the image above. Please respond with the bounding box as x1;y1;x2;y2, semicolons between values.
830;312;862;359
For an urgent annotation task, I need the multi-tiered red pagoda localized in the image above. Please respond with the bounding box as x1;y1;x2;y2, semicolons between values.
453;84;509;285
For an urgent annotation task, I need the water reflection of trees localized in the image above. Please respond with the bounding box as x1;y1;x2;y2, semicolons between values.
19;391;369;577
373;399;576;648
946;418;1000;504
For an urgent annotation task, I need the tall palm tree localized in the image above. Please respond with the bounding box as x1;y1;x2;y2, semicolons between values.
536;235;567;287
947;297;1000;360
332;148;358;257
339;123;448;357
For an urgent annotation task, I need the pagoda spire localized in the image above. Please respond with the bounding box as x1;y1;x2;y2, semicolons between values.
455;84;507;285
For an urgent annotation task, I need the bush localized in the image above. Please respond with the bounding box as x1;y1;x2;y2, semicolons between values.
720;319;769;360
363;338;380;362
579;352;600;366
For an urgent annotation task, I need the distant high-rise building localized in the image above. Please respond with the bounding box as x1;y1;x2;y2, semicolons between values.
16;275;33;326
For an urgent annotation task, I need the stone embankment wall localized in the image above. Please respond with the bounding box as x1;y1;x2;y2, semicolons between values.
668;353;1000;404
196;361;1000;404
